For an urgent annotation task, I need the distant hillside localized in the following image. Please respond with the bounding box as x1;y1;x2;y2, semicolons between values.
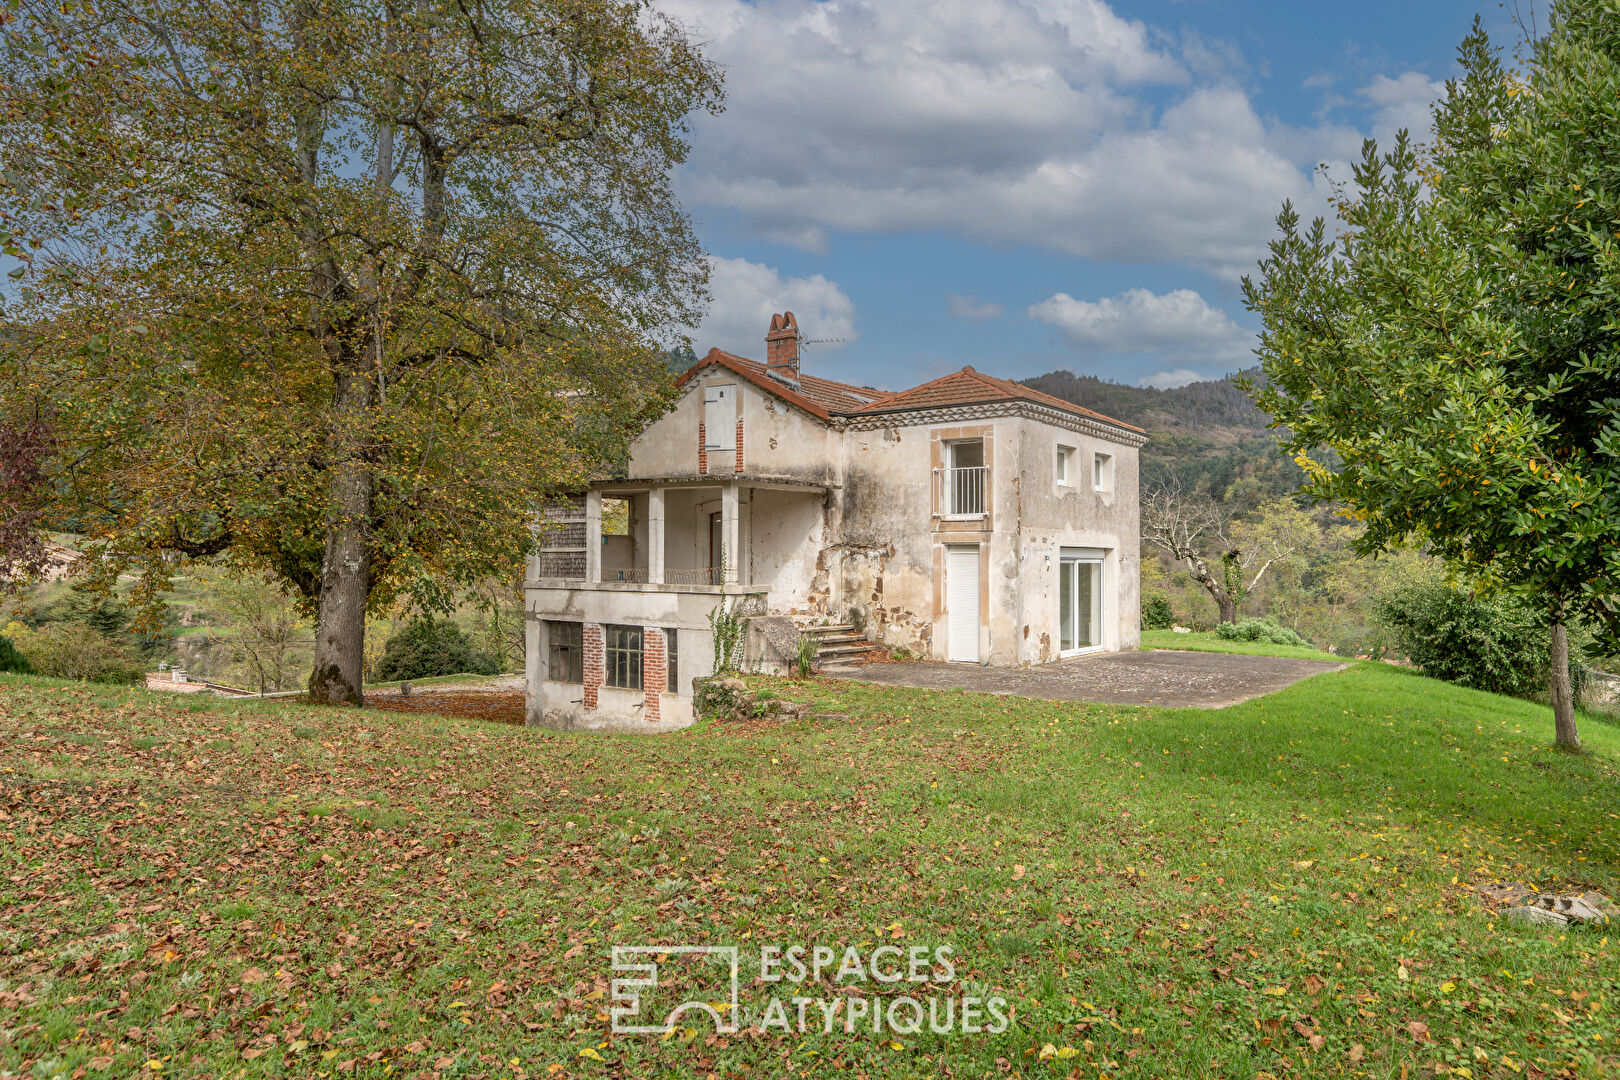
1022;368;1300;509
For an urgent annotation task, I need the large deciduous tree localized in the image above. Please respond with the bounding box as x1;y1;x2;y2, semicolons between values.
1243;4;1620;749
0;0;722;703
1140;479;1305;625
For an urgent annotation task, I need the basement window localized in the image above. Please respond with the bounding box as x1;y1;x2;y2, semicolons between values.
606;624;643;690
546;621;583;683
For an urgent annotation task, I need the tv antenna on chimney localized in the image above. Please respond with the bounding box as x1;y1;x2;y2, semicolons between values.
801;337;846;350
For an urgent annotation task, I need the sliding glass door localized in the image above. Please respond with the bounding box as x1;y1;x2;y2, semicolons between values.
1059;554;1103;656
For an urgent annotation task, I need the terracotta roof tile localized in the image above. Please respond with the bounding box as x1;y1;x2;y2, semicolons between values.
855;366;1144;433
675;350;883;418
676;353;1141;436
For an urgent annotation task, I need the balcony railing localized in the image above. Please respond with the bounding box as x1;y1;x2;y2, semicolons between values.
665;566;729;585
589;565;731;585
936;466;987;518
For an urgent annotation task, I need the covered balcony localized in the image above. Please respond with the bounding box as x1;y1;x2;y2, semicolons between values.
529;476;831;600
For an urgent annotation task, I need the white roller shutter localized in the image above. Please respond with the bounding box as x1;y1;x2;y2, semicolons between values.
947;545;980;662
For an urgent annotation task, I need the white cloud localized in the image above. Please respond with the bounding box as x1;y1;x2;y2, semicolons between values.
1027;287;1251;363
946;293;1004;321
1136;368;1207;390
688;256;858;358
1360;72;1446;145
656;0;1351;278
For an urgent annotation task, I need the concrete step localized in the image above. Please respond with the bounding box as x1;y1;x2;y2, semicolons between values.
802;624;856;636
813;632;866;646
816;642;878;656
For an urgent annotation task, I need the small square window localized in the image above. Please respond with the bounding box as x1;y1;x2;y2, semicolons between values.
1093;452;1114;492
606;624;643;690
1056;445;1075;486
546;621;582;683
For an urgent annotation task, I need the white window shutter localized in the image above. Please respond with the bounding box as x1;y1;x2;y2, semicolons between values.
704;386;734;450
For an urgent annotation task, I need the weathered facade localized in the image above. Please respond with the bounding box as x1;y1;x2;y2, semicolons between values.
525;313;1147;730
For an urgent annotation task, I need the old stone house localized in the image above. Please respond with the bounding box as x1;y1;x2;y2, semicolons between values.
524;312;1146;730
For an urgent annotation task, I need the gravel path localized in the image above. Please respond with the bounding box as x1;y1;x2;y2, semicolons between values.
827;649;1345;708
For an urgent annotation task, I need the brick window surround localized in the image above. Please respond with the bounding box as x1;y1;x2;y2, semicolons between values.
605;625;643;690
582;623;604;710
643;628;667;721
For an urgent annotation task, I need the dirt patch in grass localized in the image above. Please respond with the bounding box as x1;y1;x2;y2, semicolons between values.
368;688;526;725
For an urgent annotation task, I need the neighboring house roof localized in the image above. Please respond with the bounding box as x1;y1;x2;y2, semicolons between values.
677;350;1143;436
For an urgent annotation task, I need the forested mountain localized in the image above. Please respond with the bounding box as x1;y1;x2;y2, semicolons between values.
1022;368;1300;510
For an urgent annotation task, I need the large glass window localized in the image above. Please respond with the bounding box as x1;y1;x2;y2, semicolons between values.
546;621;582;682
606;624;643;690
1059;558;1103;654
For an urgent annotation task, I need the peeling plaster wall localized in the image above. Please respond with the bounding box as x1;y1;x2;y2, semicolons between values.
829;423;937;653
747;489;827;612
820;413;1138;665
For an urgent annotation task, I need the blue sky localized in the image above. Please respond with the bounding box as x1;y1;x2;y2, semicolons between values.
660;0;1517;391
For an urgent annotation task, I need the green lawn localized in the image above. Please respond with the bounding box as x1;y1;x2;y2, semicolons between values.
2;665;1617;1079
1141;628;1344;662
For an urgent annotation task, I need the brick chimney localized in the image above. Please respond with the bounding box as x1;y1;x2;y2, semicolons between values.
765;311;800;383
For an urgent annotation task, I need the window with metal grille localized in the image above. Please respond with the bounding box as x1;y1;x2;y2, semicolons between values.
546;621;582;683
605;624;643;690
666;630;679;692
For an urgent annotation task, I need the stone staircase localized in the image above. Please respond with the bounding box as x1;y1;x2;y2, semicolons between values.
802;623;884;672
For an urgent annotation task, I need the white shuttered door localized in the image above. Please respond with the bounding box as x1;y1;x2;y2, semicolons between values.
947;545;980;662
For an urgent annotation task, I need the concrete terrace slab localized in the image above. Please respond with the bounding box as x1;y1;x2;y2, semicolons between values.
826;649;1346;709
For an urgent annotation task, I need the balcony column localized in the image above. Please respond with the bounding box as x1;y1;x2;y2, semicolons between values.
647;487;666;585
585;490;602;583
721;481;741;585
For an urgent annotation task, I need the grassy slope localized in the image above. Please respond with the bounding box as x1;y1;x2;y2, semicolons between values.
1141;629;1344;662
2;666;1617;1079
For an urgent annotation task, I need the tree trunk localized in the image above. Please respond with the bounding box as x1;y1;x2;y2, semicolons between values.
1549;619;1579;751
1217;596;1237;625
308;370;375;706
